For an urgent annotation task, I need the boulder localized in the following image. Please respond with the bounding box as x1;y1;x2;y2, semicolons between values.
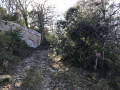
0;20;41;48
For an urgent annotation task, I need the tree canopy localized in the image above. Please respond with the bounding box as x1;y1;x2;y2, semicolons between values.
55;0;120;74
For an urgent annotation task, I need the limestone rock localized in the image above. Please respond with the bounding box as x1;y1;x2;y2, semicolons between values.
15;80;22;88
0;20;41;48
0;75;12;82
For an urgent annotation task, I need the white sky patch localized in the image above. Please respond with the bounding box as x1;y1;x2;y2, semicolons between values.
32;0;78;21
32;0;120;14
33;0;78;13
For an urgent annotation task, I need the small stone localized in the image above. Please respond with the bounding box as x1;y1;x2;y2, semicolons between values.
15;80;22;88
1;87;9;90
58;69;64;72
26;66;31;70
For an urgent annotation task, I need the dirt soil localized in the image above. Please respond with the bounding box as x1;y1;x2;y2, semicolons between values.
0;47;113;90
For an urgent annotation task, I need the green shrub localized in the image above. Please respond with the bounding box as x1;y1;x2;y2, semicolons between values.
0;30;33;72
4;30;32;57
55;0;120;89
0;7;7;18
55;0;119;75
42;31;55;46
44;31;55;43
1;10;26;26
21;66;41;89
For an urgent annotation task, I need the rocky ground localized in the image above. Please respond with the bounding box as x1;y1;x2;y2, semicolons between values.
0;48;113;90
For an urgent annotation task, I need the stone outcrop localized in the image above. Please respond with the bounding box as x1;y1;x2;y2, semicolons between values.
0;20;41;48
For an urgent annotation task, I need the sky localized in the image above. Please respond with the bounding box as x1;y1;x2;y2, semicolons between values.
0;0;119;20
34;0;120;14
0;0;119;14
34;0;78;13
32;0;79;20
33;0;120;29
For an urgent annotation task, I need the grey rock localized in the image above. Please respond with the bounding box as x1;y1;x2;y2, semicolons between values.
0;20;41;48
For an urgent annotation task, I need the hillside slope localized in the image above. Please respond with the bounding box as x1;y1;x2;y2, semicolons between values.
0;48;113;90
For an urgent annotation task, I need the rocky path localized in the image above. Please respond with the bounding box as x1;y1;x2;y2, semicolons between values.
0;49;113;90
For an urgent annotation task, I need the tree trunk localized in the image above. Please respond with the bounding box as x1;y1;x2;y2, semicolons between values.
39;22;44;42
23;13;28;27
38;11;44;42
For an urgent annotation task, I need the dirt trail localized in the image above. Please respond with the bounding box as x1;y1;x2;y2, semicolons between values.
1;49;57;90
0;49;113;90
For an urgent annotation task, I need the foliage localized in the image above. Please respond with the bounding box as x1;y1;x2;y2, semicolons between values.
54;0;120;89
2;11;26;26
0;7;7;18
21;66;41;89
42;31;55;46
2;0;33;27
5;30;31;57
55;0;120;75
29;1;54;41
0;30;33;72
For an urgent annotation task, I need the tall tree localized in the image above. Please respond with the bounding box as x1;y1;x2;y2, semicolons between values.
29;1;54;40
2;0;33;27
55;0;120;72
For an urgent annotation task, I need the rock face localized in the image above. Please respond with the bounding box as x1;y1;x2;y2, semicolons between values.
0;20;41;48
